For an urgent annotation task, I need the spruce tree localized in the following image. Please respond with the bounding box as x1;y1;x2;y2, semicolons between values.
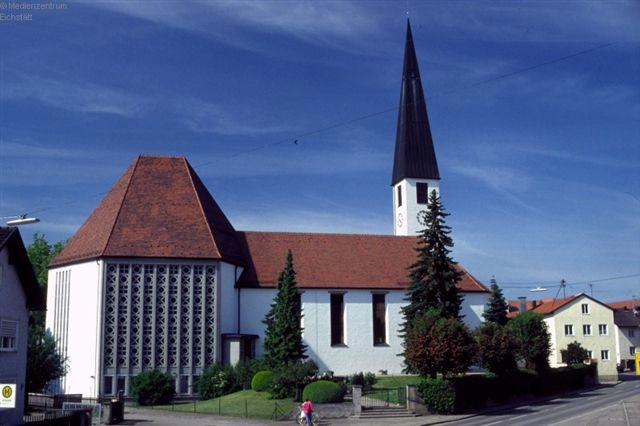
262;250;307;368
483;277;509;325
400;189;463;328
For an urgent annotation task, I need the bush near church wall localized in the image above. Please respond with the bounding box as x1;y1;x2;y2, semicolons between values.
251;370;274;392
302;380;346;403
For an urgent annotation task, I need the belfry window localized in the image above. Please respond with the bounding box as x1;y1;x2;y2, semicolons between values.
416;182;429;204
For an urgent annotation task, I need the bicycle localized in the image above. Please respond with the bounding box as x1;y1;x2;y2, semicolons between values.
296;409;320;425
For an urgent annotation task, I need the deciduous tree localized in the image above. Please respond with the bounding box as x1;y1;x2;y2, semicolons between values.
507;310;551;372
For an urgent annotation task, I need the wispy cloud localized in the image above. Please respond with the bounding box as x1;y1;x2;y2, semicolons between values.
1;74;149;117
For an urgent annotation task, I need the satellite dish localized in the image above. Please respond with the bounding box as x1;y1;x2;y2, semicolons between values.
6;215;40;225
530;286;547;292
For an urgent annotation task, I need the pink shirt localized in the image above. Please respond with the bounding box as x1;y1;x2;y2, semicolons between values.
302;400;313;414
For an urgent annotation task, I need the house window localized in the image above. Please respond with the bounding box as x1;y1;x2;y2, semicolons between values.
630;347;636;356
397;186;402;207
629;329;636;338
598;324;608;335
330;293;345;346
103;376;113;396
583;324;592;336
600;350;609;361
0;319;18;351
372;293;387;346
586;350;592;359
416;182;429;204
581;304;589;314
564;324;574;336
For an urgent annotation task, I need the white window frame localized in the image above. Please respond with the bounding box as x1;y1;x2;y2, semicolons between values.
583;324;592;336
564;324;574;336
598;324;608;335
600;350;609;361
630;346;636;356
581;303;589;314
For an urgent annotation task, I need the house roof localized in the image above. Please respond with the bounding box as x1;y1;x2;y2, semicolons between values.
607;299;640;311
50;155;245;267
237;231;488;292
391;19;440;185
613;308;640;328
530;293;613;315
0;227;45;310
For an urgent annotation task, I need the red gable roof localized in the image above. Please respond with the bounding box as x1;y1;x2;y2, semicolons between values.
237;231;488;292
50;156;245;267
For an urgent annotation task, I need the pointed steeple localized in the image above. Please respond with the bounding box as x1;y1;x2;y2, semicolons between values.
391;19;440;186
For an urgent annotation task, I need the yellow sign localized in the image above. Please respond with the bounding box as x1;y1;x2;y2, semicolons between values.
0;384;16;408
636;352;640;376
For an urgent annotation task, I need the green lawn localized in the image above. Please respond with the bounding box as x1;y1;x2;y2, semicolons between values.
154;390;299;420
374;375;420;389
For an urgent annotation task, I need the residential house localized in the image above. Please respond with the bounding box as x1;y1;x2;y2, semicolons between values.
530;293;618;382
0;227;45;426
607;299;640;371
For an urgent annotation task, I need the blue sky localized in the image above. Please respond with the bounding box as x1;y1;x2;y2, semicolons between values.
1;1;638;303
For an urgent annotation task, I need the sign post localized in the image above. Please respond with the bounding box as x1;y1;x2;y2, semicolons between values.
0;384;16;408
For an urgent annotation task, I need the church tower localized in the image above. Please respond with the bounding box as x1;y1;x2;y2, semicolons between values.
392;20;440;236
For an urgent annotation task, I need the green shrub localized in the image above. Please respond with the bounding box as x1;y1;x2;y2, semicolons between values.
302;380;345;403
417;377;455;414
270;360;318;400
349;371;376;392
198;363;238;400
251;370;274;392
235;358;268;390
130;370;175;406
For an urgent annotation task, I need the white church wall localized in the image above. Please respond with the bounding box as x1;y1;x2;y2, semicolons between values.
217;263;243;335
46;261;102;398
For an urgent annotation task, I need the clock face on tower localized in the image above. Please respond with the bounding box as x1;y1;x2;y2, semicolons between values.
396;212;404;228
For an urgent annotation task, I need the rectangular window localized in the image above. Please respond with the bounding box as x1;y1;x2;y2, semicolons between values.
581;304;589;314
416;182;429;204
564;324;574;336
583;324;592;336
586;350;592;359
103;376;113;396
397;186;402;207
0;319;18;351
330;293;345;346
598;324;608;335
629;329;636;338
630;347;636;356
117;376;126;395
372;293;387;345
600;350;609;361
180;376;189;394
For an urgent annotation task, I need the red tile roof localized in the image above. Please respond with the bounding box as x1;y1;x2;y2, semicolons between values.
50;156;245;267
50;155;489;294
237;231;488;291
607;299;640;310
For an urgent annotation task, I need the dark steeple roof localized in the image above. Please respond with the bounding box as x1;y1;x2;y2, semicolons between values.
391;19;440;185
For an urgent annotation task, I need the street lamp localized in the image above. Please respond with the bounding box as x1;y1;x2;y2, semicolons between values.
4;214;40;225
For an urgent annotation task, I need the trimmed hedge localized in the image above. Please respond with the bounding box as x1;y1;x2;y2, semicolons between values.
251;370;274;392
302;380;346;403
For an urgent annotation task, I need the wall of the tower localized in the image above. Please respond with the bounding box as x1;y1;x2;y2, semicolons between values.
393;178;440;235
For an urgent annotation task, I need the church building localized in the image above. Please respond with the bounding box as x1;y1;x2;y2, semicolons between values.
46;21;489;398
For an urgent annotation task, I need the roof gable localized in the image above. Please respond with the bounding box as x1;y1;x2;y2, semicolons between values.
237;231;488;292
0;227;45;310
50;156;245;267
531;293;613;315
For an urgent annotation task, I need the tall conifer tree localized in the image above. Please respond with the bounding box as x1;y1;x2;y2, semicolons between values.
400;189;463;329
483;277;509;325
262;250;306;368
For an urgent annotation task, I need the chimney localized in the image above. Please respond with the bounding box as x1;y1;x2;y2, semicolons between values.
518;296;527;314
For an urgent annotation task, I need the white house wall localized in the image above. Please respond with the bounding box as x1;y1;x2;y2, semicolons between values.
0;257;29;426
46;261;102;398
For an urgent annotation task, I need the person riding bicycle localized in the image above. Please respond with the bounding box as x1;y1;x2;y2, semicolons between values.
300;398;313;425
